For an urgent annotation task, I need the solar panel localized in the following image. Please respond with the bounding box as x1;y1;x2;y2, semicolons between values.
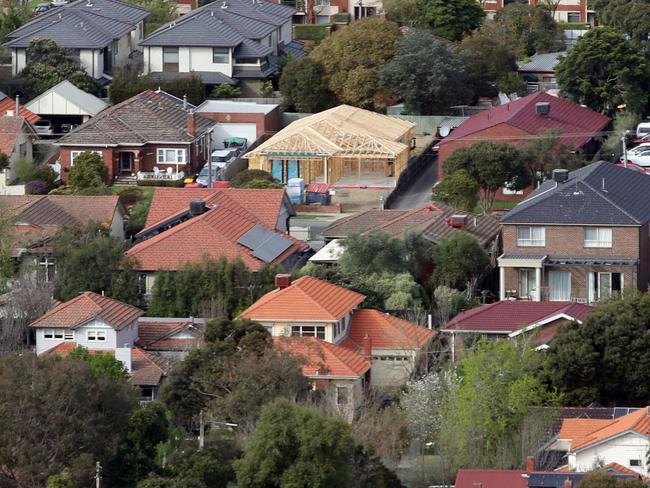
238;224;294;263
613;407;639;418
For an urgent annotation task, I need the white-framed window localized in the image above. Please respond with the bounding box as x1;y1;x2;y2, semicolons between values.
87;330;107;342
64;330;74;340
44;329;66;340
212;47;229;64
291;325;325;340
630;459;642;467
373;355;410;361
584;227;613;248
156;148;186;164
518;268;537;299
517;226;545;246
588;272;623;302
548;271;571;301
70;150;102;166
39;257;55;283
336;385;349;405
163;46;179;64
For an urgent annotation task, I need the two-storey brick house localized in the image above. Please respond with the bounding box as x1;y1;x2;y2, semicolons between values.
498;163;650;303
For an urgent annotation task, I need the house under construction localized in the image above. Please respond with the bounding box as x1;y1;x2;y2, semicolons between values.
244;105;416;187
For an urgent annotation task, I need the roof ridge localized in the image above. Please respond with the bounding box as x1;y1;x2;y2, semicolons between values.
30;292;101;327
293;279;339;319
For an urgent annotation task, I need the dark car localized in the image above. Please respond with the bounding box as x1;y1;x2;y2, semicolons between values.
60;123;77;133
33;3;52;13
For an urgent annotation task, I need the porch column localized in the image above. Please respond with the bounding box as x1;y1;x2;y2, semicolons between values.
499;266;506;301
535;267;542;302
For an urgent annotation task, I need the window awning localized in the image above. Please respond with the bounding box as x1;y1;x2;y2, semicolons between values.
497;254;547;268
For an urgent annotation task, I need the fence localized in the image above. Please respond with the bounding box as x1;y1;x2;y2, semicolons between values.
384;142;437;209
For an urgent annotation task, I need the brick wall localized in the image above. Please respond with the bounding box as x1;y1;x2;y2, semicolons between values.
197;109;281;138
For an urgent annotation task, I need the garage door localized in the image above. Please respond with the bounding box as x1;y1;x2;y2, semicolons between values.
211;123;257;149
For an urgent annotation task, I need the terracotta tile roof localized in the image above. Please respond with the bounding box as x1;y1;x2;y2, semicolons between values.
443;301;592;334
342;309;434;351
0;195;121;227
603;462;648;479
454;469;528;488
127;192;308;271
322;202;501;248
569;407;650;451
29;292;143;330
0;116;30;157
0;98;40;124
142;187;291;232
240;276;365;322
558;418;614;448
274;336;369;378
136;319;202;351
58;90;214;146
439;92;610;150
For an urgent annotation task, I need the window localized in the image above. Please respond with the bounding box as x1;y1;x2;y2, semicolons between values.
584;227;612;248
44;329;66;340
19;142;27;158
64;331;74;340
87;330;107;342
518;269;537;299
549;271;571;301
70;150;102;166
630;459;642;467
567;12;580;23
373;355;410;361
291;325;325;340
336;386;349;405
517;226;545;246
588;272;623;302
39;257;55;283
235;57;258;65
163;47;179;64
213;47;229;64
156;148;186;164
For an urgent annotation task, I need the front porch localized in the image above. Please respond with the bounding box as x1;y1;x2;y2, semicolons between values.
498;254;637;303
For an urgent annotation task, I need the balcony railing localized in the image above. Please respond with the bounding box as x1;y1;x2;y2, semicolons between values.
137;170;185;181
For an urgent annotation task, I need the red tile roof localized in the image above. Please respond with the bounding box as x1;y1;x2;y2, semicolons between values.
240;276;365;322
566;407;650;451
29;292;143;330
454;469;528;488
0;116;30;157
142;187;290;232
274;336;370;378
0;98;40;124
439;92;610;150
443;301;592;334
342;309;434;351
128;189;306;272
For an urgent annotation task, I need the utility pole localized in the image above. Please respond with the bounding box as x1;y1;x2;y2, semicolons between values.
95;461;102;488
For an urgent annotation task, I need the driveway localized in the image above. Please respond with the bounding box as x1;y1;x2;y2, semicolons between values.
388;152;438;210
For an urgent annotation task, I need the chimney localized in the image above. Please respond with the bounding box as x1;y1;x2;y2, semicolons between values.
115;344;132;372
189;200;207;215
362;334;372;358
526;456;535;472
187;110;196;137
15;95;19;116
563;478;572;488
275;274;292;289
553;169;569;184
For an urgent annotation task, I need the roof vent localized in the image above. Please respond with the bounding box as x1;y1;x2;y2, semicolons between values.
553;169;569;184
86;0;92;6
189;200;207;216
221;0;228;7
448;214;467;228
535;102;550;116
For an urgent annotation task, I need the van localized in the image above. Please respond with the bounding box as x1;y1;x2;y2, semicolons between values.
637;122;650;138
210;149;236;167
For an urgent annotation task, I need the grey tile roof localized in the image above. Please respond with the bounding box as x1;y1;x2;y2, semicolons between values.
57;90;215;146
234;39;272;57
280;40;306;58
145;71;238;85
517;51;566;73
141;0;293;48
502;161;650;225
5;0;148;49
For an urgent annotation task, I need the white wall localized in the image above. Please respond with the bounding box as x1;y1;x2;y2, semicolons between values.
79;49;103;79
280;20;292;44
263;320;335;342
110;209;125;240
35;318;117;354
114;33;132;68
0;171;24;195
370;348;417;387
12;49;26;76
571;433;649;475
212;123;257;149
116;319;139;349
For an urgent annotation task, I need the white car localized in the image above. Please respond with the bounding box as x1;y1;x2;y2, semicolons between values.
622;144;650;167
51;0;69;6
33;120;53;137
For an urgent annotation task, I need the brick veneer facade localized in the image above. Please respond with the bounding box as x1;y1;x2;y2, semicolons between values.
197;108;281;139
501;223;650;301
484;0;589;22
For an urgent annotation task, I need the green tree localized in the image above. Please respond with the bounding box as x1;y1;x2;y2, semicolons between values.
14;158;57;187
0;205;15;291
312;18;400;110
380;31;472;115
437;340;553;472
0;354;136;487
589;0;650;45
577;471;647;487
518;129;584;185
53;223;142;305
431;233;489;293
209;83;242;99
109;66;205;105
386;0;483;41
20;39;100;98
68;152;109;189
234;398;356;487
459;31;521;98
602;111;640;161
47;469;75;488
544;291;650;406
128;0;176;34
0;4;31;44
340;231;409;276
431;169;479;212
556;27;649;115
279;57;335;113
444;141;529;213
67;345;129;381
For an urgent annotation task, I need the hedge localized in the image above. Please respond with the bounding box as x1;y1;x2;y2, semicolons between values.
332;12;350;23
136;179;185;188
294;24;329;42
558;22;590;30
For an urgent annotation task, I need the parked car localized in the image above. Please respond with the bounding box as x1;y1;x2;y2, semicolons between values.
196;164;222;187
33;120;54;137
33;3;52;13
615;161;650;174
637;122;650;139
60;123;77;133
621;145;650;167
210;149;236;166
223;137;247;156
51;0;70;5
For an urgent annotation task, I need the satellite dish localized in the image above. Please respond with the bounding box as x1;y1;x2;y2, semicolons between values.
439;125;451;138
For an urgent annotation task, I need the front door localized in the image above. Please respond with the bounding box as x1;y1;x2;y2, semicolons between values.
120;152;133;175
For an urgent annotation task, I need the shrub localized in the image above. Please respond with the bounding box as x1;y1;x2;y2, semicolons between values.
209;84;242;99
136;179;185;187
230;169;275;188
68;153;108;189
243;178;283;189
25;180;49;195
